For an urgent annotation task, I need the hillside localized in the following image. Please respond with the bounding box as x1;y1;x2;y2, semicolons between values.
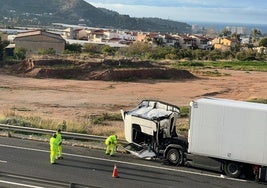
0;0;191;33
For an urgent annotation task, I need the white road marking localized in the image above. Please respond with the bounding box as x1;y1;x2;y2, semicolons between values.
0;160;7;163
0;143;248;182
0;180;45;188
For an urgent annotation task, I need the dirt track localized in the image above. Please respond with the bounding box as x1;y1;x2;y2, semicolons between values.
0;69;267;123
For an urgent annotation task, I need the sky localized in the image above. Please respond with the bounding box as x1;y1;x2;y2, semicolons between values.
84;0;267;25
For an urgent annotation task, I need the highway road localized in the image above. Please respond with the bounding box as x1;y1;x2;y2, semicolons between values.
0;136;265;188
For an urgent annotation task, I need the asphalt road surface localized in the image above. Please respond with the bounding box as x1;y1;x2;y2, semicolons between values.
0;136;265;188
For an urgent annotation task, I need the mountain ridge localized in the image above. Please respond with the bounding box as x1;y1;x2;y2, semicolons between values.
0;0;191;33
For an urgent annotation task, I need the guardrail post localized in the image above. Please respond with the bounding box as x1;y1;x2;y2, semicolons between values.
7;129;11;137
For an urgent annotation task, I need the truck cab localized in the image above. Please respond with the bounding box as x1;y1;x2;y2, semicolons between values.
121;100;188;165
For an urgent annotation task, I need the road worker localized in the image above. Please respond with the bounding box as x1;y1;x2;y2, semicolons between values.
50;133;58;164
105;135;118;156
56;129;63;159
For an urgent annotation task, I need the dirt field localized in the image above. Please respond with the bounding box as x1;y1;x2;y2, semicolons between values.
0;68;267;125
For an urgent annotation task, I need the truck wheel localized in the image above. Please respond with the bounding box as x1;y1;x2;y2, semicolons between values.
166;148;183;166
224;162;241;178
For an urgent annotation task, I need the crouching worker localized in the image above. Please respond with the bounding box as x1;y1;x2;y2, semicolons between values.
50;133;58;164
105;135;117;156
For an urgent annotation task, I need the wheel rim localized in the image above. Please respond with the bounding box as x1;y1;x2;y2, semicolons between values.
169;152;178;162
224;162;241;178
167;149;180;165
228;163;238;174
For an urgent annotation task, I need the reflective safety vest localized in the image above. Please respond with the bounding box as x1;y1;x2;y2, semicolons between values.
50;137;57;150
56;132;62;144
105;135;117;145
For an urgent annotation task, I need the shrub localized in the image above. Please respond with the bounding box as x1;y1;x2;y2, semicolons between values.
83;43;102;54
208;49;222;61
259;37;267;47
65;43;82;53
37;48;56;55
179;106;190;118
125;42;152;58
101;45;116;56
14;47;27;60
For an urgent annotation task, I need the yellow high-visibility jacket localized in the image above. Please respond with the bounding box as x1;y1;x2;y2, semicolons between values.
50;137;58;151
105;135;117;145
56;132;62;145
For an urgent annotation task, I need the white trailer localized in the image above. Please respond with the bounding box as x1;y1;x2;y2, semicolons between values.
188;97;267;167
187;98;267;179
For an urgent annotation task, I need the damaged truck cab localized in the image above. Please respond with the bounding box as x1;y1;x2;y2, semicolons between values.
121;100;188;165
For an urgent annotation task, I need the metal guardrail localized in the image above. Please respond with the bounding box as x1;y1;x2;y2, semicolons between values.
0;124;127;144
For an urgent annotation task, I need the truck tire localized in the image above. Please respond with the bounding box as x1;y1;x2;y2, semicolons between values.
166;148;183;166
223;162;241;178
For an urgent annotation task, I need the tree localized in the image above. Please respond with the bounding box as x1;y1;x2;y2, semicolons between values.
220;28;231;37
259;37;267;47
153;37;164;46
251;29;262;42
231;33;241;42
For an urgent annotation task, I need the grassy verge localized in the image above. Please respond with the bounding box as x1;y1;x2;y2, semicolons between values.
247;98;267;104
0;111;124;139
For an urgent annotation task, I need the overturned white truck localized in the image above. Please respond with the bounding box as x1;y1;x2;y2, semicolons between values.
121;98;267;180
